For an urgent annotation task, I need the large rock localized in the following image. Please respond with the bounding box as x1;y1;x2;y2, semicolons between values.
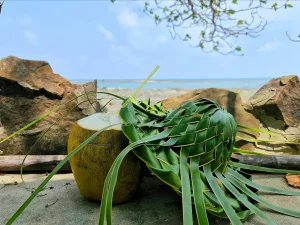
160;88;260;151
246;75;300;127
243;75;300;155
0;56;100;155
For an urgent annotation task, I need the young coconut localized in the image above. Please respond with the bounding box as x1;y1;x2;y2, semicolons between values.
68;112;142;204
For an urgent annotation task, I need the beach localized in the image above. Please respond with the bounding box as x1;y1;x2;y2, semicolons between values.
97;87;259;112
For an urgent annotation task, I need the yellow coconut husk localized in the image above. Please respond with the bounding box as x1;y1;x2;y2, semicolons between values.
67;113;142;204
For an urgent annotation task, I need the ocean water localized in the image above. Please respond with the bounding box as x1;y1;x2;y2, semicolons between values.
71;78;271;90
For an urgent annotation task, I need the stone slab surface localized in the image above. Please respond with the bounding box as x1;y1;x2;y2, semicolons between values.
1;173;300;225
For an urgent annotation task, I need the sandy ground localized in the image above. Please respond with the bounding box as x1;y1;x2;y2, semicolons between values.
97;88;258;112
1;173;300;225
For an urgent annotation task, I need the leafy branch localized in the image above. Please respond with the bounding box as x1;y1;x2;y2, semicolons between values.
140;0;294;55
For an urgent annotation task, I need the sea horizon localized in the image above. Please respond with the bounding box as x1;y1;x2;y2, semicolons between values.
71;78;271;90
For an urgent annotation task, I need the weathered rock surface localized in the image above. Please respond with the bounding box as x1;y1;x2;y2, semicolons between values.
0;56;99;155
243;75;300;155
246;75;300;127
160;88;260;151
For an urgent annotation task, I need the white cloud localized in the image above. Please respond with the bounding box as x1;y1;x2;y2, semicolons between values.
23;31;39;45
117;10;138;28
19;16;33;27
96;24;114;41
257;39;283;52
110;44;143;65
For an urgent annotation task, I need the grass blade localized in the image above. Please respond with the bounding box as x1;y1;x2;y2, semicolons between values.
0;91;125;145
229;161;300;174
232;148;266;156
228;168;300;196
237;124;282;137
236;136;298;145
122;66;160;107
20;99;100;191
99;128;172;225
6;123;121;225
203;164;243;225
225;172;300;218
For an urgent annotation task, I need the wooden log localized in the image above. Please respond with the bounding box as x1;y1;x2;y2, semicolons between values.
231;155;300;170
0;155;71;172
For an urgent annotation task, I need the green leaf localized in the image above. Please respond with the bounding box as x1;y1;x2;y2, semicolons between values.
227;9;235;15
237;124;282;137
236;135;298;145
155;15;162;23
183;34;191;41
229;161;300;174
228;168;300;196
232;147;265;156
122;66;159;107
99;129;172;225
180;148;193;225
216;171;277;225
190;156;209;225
203;164;243;225
201;31;205;38
272;3;278;11
235;46;242;51
225;172;300;218
237;20;243;25
232;0;238;4
163;6;169;12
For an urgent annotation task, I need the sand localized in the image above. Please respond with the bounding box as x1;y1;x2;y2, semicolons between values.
97;87;259;112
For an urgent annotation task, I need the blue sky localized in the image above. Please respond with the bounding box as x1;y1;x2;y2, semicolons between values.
0;1;299;80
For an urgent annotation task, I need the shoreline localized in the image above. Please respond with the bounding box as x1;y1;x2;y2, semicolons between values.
97;87;258;112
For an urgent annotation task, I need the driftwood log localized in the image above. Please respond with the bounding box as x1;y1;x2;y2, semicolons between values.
1;155;300;172
0;155;71;172
232;155;300;170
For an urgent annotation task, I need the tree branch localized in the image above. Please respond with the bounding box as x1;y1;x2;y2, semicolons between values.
286;31;300;42
0;0;5;15
142;0;293;55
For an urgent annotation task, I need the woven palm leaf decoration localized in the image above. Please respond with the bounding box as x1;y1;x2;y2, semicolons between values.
4;66;300;225
99;96;300;225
